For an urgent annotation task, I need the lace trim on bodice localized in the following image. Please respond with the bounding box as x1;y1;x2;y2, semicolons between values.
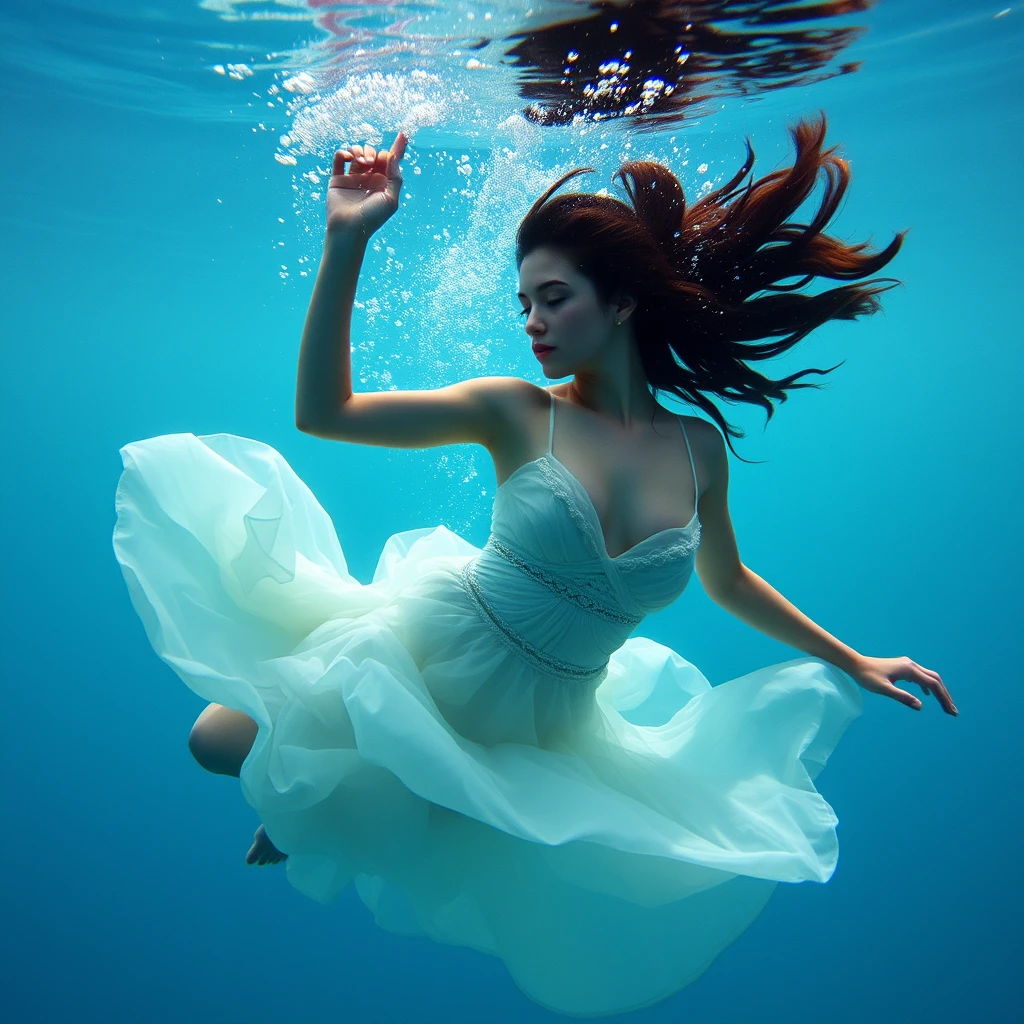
487;538;643;627
459;560;609;683
536;458;601;557
618;523;703;569
537;453;701;569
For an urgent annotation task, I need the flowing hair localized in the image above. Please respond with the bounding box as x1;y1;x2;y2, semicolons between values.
515;113;904;459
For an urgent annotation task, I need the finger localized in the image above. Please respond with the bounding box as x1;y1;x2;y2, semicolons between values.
384;145;405;194
332;150;350;176
910;660;943;686
347;143;374;168
932;681;957;716
910;663;958;716
914;676;935;697
390;130;408;168
886;683;923;711
899;661;933;700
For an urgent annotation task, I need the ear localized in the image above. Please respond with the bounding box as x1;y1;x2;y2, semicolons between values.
613;292;638;322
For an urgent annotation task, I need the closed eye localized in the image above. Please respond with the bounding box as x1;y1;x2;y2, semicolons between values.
519;297;565;316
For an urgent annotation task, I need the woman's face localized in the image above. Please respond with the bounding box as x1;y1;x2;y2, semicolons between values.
517;246;628;379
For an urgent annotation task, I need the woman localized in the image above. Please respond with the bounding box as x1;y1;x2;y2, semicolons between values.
113;116;955;1017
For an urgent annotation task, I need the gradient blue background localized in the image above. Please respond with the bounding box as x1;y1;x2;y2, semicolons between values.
2;1;1021;1021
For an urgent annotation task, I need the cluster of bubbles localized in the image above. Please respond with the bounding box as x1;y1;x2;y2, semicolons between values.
278;69;464;163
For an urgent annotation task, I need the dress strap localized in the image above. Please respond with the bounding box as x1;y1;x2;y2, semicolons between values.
547;391;556;455
677;417;699;513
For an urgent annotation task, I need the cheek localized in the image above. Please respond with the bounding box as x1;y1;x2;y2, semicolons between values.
559;302;602;336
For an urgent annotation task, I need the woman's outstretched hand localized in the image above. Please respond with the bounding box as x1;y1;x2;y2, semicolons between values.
326;131;408;237
849;655;957;715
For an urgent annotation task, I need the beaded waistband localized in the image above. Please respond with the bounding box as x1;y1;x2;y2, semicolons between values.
485;538;643;627
458;558;609;682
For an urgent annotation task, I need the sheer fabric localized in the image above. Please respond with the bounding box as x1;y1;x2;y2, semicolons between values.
112;419;861;1018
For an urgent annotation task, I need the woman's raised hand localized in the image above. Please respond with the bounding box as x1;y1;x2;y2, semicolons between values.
326;131;408;237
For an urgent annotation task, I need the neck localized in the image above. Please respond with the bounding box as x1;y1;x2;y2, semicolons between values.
566;334;657;426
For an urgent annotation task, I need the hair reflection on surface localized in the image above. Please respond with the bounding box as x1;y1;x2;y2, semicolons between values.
505;0;874;129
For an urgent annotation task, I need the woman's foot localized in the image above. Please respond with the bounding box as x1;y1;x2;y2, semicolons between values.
245;824;288;866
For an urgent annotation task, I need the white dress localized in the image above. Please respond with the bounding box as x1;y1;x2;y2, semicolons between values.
112;395;862;1018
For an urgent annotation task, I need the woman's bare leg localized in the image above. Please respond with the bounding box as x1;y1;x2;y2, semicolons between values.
188;704;287;866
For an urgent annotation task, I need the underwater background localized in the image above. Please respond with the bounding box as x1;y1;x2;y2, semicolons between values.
1;1;1021;1020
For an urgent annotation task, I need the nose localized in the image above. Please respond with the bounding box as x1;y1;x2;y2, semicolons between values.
525;311;546;336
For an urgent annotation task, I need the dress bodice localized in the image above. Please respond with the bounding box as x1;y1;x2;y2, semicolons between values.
460;398;702;682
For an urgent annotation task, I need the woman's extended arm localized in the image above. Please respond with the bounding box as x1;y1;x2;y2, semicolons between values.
296;227;366;430
295;133;522;448
694;422;957;715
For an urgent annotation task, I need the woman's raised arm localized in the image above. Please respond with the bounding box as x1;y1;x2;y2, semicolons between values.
295;132;513;449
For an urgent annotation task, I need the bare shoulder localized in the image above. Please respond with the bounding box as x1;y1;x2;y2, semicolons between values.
679;415;728;493
682;415;726;458
467;375;549;414
471;377;552;480
462;375;546;434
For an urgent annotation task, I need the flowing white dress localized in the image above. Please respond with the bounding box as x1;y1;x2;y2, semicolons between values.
112;396;862;1018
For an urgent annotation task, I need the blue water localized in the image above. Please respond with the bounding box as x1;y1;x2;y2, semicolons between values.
2;1;1021;1020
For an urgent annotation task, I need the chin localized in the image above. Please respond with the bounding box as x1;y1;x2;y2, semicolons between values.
540;362;570;379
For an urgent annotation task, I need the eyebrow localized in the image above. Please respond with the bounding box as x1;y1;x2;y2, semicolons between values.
517;279;569;299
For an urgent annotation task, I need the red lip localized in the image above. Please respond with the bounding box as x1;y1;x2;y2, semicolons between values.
532;343;555;357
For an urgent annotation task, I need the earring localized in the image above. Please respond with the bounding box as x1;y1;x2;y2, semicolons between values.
614;318;622;326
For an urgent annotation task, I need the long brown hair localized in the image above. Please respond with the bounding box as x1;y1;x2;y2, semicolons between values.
515;113;904;459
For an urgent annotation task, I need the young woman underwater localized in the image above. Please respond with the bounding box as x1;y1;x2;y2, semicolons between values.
113;115;956;1017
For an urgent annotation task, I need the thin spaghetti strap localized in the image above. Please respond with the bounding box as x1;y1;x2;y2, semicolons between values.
677;416;700;514
547;392;556;456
